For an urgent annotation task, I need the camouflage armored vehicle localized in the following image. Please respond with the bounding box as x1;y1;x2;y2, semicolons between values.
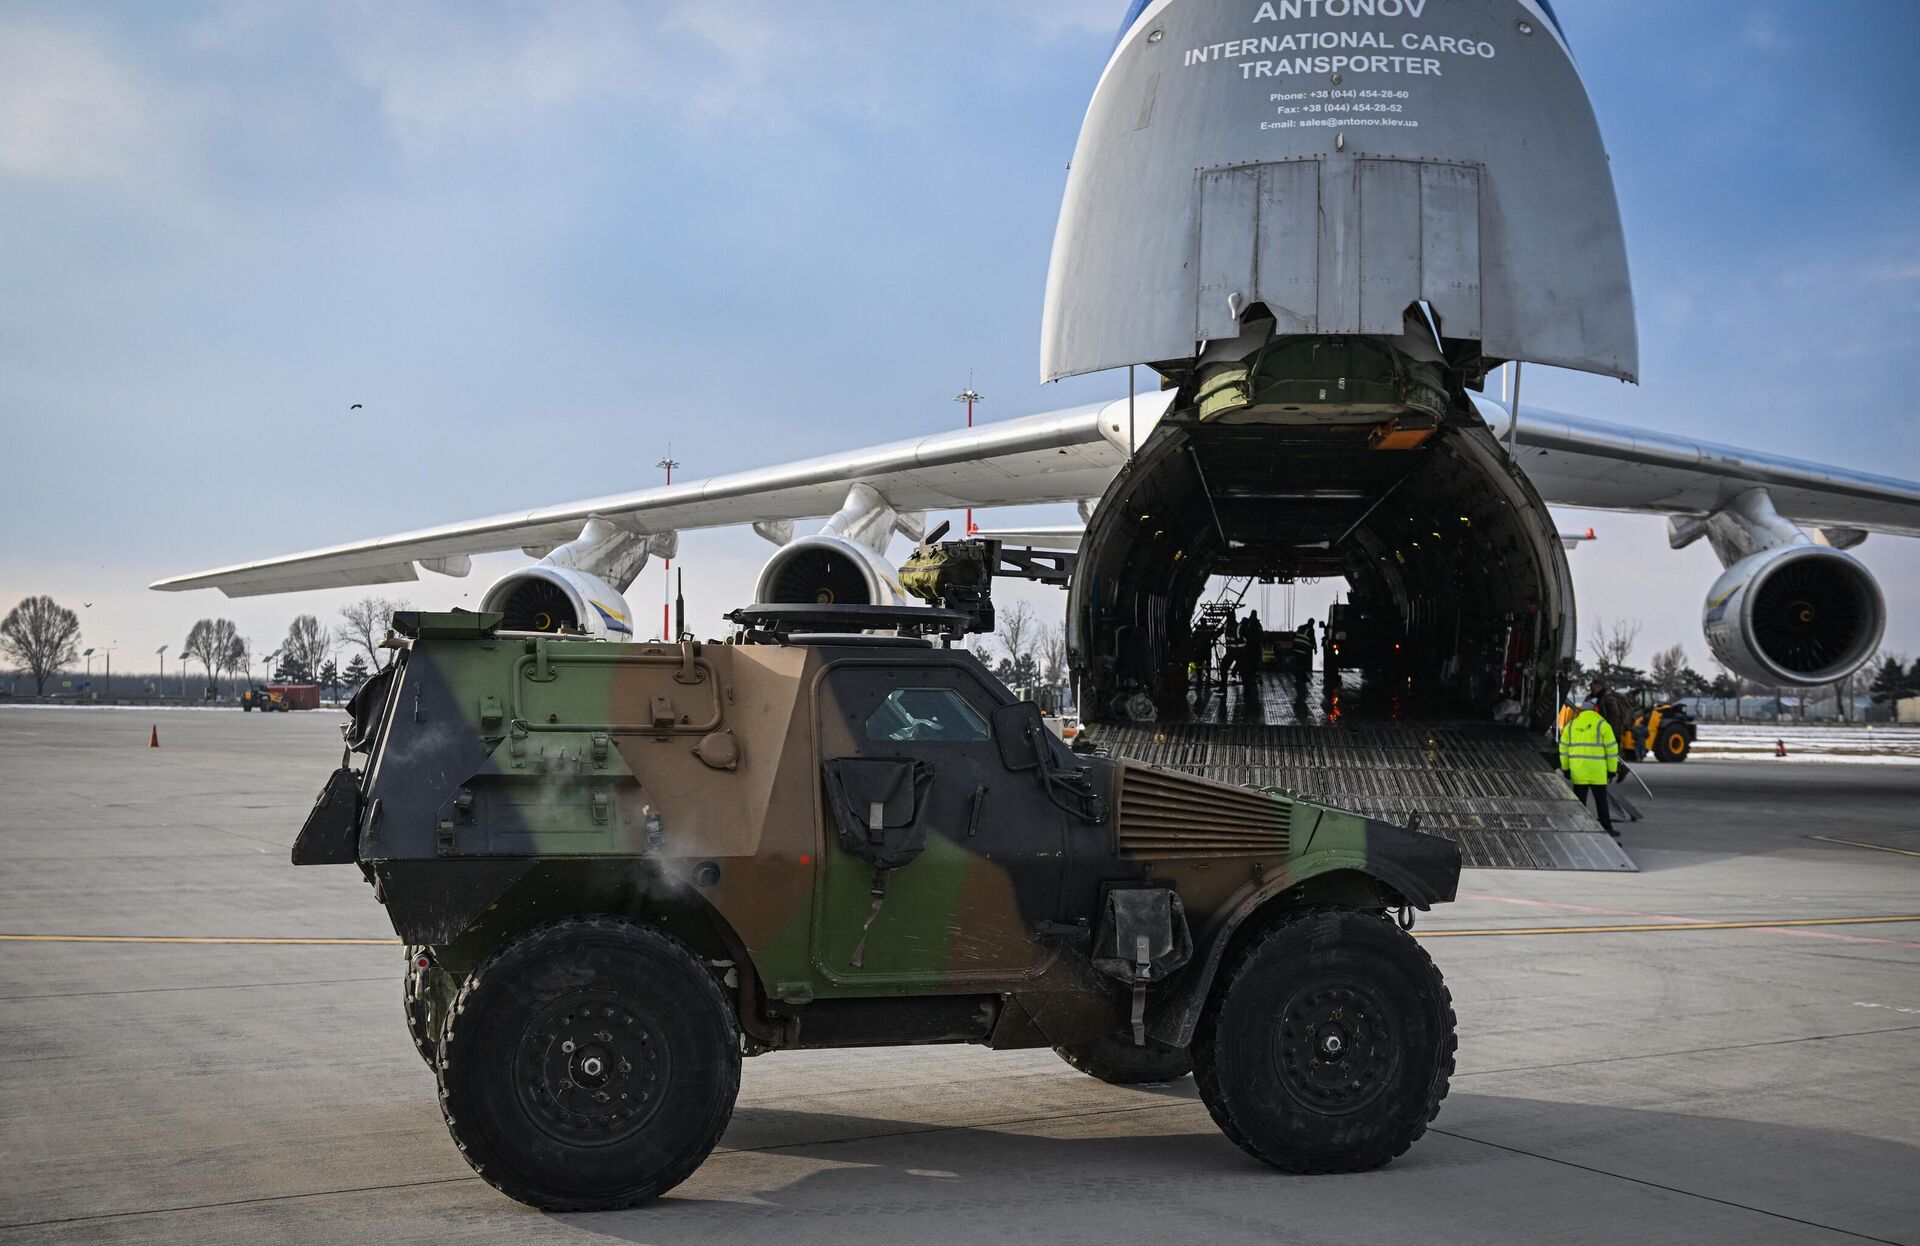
295;606;1461;1211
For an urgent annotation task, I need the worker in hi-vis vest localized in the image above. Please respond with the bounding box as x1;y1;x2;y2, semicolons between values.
1560;698;1621;838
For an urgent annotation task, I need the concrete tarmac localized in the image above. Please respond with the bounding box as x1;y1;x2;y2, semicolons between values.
1;707;1916;1245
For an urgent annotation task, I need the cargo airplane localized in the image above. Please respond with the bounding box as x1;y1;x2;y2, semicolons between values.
157;0;1920;750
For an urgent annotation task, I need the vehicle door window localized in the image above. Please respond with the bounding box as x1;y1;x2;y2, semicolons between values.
864;687;991;743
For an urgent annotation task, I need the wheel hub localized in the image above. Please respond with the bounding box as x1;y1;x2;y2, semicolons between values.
515;990;668;1145
1274;978;1399;1114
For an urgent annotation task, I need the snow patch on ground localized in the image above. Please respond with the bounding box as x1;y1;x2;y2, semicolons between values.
1692;724;1920;764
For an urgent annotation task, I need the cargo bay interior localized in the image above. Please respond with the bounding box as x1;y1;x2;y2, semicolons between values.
1069;345;1569;733
1066;335;1630;870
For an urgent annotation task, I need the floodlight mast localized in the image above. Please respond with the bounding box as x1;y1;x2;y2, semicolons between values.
954;385;983;533
656;454;680;641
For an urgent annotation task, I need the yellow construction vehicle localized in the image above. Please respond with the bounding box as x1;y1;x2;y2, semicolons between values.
240;687;291;712
1620;696;1697;763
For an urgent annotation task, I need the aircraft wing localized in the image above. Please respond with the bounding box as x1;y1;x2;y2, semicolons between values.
151;398;1160;597
154;386;1920;598
1474;396;1920;538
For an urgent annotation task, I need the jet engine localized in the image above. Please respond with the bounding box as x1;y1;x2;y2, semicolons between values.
753;535;902;607
1702;545;1885;687
479;566;636;639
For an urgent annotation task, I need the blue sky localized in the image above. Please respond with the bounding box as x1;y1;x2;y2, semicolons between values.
2;1;1917;679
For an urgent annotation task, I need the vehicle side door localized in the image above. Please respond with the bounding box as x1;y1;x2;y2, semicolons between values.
811;659;1065;988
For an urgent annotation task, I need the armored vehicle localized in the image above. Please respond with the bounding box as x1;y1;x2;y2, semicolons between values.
295;606;1461;1211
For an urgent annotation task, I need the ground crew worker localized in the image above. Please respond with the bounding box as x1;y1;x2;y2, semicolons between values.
1590;678;1633;744
1560;696;1620;837
1235;611;1263;685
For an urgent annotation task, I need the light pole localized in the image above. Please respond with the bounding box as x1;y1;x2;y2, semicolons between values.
263;648;280;691
82;647;95;694
954;384;983;533
656;453;680;641
157;645;167;699
102;645;114;700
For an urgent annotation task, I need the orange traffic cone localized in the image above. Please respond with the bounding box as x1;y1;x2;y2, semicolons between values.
149;724;159;748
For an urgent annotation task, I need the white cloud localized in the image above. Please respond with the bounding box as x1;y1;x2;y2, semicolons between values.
332;1;931;146
0;23;165;182
1741;7;1785;51
985;0;1121;40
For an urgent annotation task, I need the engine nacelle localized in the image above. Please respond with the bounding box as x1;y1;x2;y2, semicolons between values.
753;535;902;607
479;566;635;639
1703;545;1885;687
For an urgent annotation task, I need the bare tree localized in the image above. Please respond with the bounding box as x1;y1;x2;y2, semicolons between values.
1650;644;1688;698
340;597;407;670
1831;647;1877;724
282;615;331;682
183;619;240;696
1587;617;1641;673
995;600;1038;669
1;595;82;694
1039;621;1067;685
221;635;250;695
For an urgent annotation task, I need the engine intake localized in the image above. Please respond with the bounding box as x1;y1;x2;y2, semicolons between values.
1703;545;1885;687
479;566;635;639
753;535;902;608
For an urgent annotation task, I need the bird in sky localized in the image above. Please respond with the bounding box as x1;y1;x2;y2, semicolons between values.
349;403;363;410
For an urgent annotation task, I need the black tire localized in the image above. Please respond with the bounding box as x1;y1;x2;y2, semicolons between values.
437;917;741;1211
402;946;440;1068
1192;907;1455;1173
1055;1034;1193;1084
1654;728;1690;763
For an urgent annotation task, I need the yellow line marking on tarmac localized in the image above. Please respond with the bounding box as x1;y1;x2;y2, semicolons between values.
1416;915;1920;939
4;917;1919;946
1807;834;1920;859
0;934;400;945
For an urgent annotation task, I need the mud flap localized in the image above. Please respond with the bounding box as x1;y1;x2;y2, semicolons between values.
292;767;362;866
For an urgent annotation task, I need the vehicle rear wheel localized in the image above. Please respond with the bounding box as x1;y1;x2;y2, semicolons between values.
1055;1034;1192;1084
437;917;740;1211
1193;907;1454;1173
1655;729;1690;763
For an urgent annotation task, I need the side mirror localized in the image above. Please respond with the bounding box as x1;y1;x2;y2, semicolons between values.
990;702;1049;772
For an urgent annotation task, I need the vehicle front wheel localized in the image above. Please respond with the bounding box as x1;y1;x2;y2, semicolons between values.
1193;907;1454;1173
1055;1034;1192;1084
1655;729;1690;763
437;917;741;1210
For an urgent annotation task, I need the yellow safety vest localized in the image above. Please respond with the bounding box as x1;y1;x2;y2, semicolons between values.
1559;709;1619;785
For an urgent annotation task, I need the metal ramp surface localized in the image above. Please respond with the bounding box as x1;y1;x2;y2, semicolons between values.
1079;721;1636;872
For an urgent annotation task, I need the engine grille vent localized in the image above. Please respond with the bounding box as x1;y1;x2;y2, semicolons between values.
1116;763;1290;860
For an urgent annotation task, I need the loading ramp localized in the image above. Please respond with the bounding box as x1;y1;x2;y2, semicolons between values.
1079;719;1636;872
